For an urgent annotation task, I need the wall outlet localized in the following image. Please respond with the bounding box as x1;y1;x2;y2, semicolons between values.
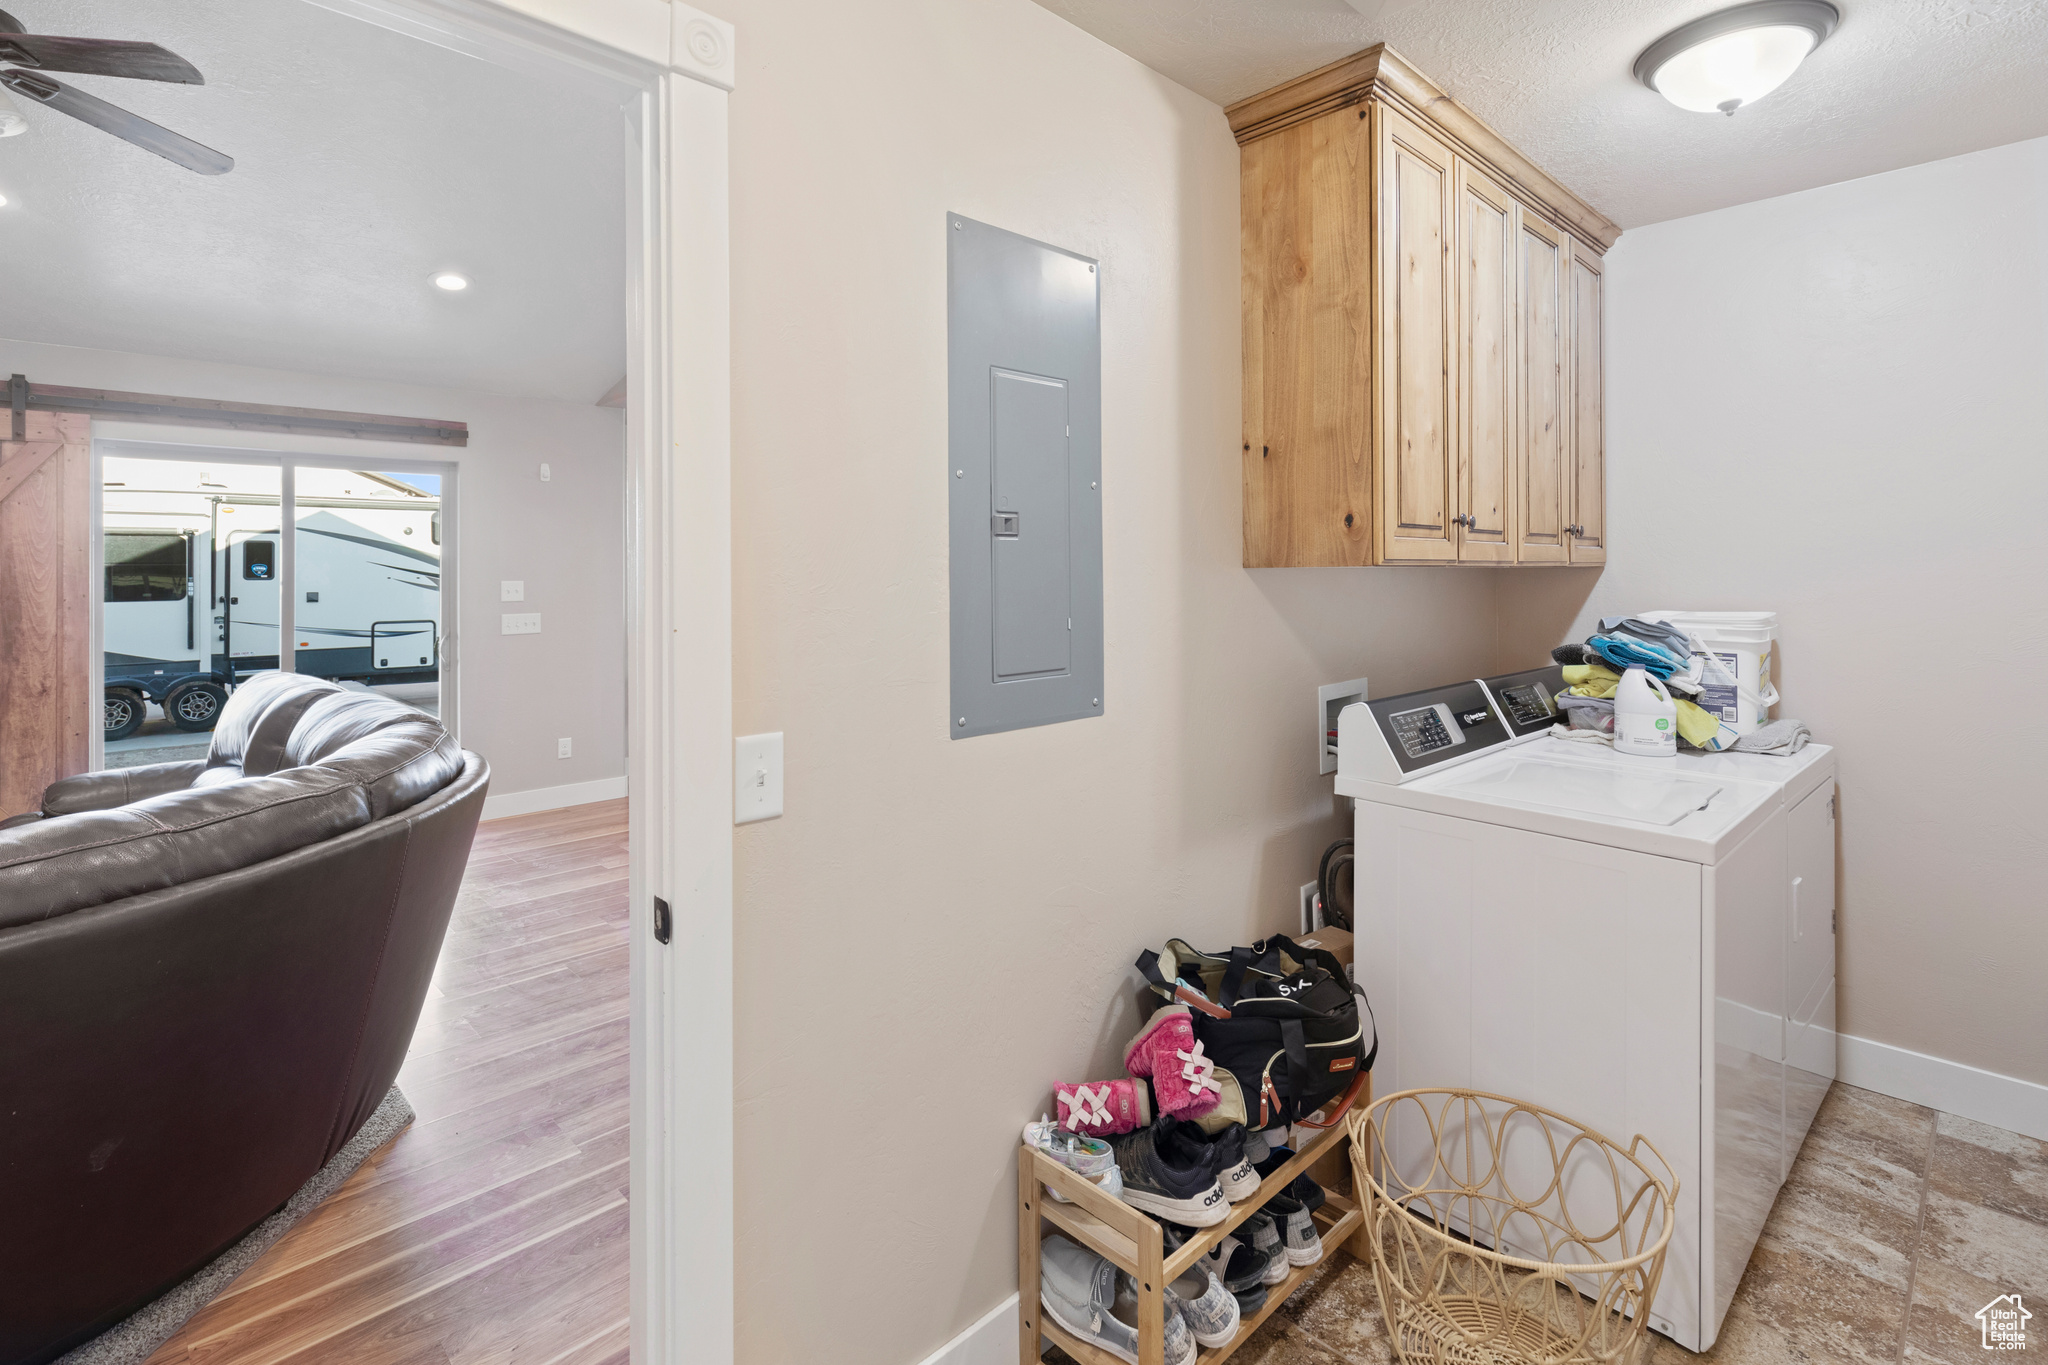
501;613;541;635
557;737;572;759
734;732;784;824
1300;880;1321;935
501;580;525;602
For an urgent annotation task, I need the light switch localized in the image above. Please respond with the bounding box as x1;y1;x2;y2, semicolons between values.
501;580;525;602
540;462;551;482
501;613;541;635
734;732;783;824
557;737;572;759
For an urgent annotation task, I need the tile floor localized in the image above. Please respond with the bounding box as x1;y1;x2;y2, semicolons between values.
1047;1082;2046;1364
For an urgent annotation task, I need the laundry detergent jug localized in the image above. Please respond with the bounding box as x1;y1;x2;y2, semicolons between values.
1614;666;1678;759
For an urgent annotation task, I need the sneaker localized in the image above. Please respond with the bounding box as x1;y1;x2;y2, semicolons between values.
1232;1281;1269;1317
1157;1117;1258;1203
1115;1274;1197;1365
1108;1121;1228;1226
1022;1118;1125;1204
1122;1004;1223;1121
1166;1262;1240;1348
1243;1210;1291;1285
1039;1236;1193;1365
1208;1124;1259;1201
1054;1079;1152;1137
1289;1171;1325;1214
1266;1191;1323;1267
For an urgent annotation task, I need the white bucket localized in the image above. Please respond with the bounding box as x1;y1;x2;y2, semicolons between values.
1645;611;1779;735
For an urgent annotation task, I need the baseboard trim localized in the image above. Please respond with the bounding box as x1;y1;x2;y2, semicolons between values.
914;1293;1021;1365
1840;1032;2048;1141
480;775;627;822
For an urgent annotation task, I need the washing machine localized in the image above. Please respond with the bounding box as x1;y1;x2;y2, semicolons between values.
1335;670;1837;1352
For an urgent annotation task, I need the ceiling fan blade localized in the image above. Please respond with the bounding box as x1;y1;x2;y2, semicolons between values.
0;34;205;84
0;9;22;35
0;69;231;174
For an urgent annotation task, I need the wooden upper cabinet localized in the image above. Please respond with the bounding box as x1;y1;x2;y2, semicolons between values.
1454;159;1516;563
1567;235;1607;564
1228;45;1619;567
1515;208;1570;564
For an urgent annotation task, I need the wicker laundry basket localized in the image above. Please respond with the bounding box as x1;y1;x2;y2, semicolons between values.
1348;1089;1678;1365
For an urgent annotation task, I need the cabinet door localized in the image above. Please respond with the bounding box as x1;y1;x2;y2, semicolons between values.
1376;105;1458;563
1242;108;1374;567
1567;236;1606;564
1454;159;1515;563
1514;210;1569;564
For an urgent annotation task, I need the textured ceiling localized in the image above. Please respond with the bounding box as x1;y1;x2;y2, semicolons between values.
1030;0;2048;229
0;0;627;402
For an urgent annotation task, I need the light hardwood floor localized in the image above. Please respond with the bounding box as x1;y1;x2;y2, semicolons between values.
144;799;631;1365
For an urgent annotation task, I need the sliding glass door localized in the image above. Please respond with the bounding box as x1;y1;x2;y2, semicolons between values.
97;447;454;767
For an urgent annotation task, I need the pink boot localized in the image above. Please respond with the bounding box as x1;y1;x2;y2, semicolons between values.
1122;1004;1223;1121
1054;1079;1152;1136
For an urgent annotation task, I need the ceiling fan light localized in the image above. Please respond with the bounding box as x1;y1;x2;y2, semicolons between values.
1635;0;1838;116
0;88;26;137
433;273;470;292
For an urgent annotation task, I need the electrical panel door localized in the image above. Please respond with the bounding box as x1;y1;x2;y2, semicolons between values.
948;214;1103;738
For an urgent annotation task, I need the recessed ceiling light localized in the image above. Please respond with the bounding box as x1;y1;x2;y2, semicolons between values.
433;272;470;291
1635;0;1838;116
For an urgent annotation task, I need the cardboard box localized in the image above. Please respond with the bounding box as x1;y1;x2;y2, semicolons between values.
1293;924;1352;967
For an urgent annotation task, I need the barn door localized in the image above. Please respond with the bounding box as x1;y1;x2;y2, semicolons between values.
0;411;93;815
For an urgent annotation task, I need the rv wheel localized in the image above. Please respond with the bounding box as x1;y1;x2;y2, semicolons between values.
105;689;147;741
166;681;229;733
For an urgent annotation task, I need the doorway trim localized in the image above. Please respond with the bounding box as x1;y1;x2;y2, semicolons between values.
311;2;737;1361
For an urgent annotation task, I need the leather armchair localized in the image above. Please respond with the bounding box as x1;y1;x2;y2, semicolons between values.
0;672;489;1365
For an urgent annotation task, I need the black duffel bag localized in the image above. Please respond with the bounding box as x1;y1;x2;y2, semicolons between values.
1135;935;1376;1133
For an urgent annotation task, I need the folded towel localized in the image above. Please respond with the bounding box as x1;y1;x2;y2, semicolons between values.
1733;719;1811;755
1588;634;1687;679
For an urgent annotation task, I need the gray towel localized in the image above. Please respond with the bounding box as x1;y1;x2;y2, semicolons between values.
1733;719;1811;754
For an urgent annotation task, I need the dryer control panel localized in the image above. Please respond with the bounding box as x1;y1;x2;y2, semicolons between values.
1336;679;1512;786
1481;664;1568;744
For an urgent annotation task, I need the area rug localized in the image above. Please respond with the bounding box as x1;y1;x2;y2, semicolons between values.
57;1085;416;1365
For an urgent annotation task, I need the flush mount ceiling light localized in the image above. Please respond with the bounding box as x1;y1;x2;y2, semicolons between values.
1634;0;1839;116
433;272;470;291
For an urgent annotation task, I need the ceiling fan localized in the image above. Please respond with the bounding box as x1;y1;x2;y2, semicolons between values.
0;8;231;174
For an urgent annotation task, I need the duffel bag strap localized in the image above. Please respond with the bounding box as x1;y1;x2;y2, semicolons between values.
1279;1018;1312;1101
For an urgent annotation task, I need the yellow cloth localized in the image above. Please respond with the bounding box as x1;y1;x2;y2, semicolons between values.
1562;663;1621;698
1674;699;1722;747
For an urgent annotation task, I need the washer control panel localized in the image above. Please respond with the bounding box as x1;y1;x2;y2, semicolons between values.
1481;664;1568;742
1339;679;1513;784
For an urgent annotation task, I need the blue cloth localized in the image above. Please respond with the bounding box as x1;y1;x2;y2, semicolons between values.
1587;633;1686;679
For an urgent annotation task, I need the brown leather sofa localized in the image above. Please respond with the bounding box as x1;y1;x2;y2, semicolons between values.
0;671;489;1365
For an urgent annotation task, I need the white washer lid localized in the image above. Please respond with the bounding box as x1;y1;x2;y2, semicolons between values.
1434;757;1724;827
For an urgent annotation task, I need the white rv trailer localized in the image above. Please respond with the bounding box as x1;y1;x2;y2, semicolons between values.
101;459;441;738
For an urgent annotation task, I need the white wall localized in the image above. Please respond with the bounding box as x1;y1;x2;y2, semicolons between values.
716;2;1498;1363
1497;134;2048;1092
0;336;626;802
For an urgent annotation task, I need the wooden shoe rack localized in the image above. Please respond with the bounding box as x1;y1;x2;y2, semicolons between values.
1017;1082;1369;1365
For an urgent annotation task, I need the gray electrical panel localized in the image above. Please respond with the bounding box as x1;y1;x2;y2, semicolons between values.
948;214;1102;739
